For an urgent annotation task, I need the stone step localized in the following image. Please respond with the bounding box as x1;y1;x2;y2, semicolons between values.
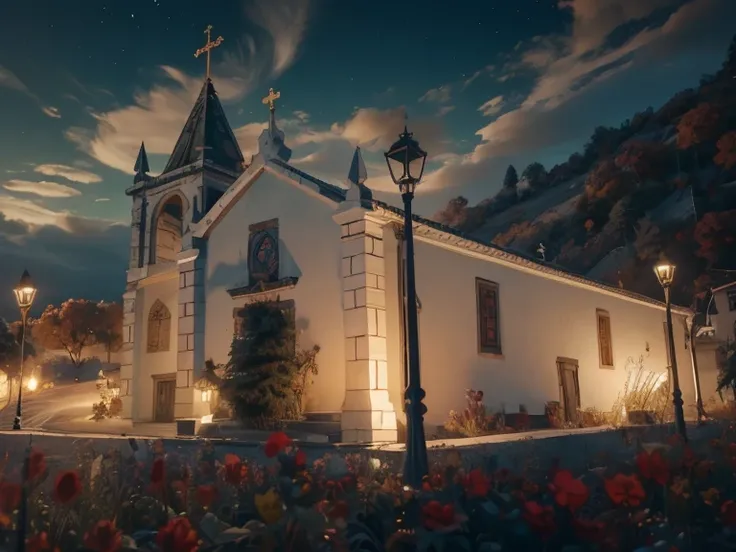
283;419;341;443
303;411;342;423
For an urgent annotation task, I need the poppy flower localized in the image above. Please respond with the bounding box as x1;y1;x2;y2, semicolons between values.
83;520;122;552
295;449;307;468
25;533;59;552
319;499;350;520
27;449;46;481
421;500;458;531
522;501;556;540
222;454;247;486
0;481;21;514
53;470;82;504
722;500;736;526
196;485;218;509
463;468;491;498
550;470;589;511
150;458;165;487
265;431;292;458
155;517;199;552
604;474;645;507
636;450;670;485
255;488;284;524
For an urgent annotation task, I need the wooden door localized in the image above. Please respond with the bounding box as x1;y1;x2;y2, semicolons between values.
154;379;176;422
557;358;581;424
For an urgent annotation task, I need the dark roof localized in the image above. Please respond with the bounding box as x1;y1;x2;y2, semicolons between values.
268;159;347;203
162;79;245;175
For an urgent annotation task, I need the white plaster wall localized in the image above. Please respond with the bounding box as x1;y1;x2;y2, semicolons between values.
695;340;725;406
712;289;736;343
134;275;179;421
396;238;695;428
204;171;346;413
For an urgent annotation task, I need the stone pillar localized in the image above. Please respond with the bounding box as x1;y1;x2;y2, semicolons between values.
175;245;207;418
334;207;398;443
119;286;136;418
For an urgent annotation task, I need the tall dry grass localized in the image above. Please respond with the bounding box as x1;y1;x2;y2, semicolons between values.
609;354;673;427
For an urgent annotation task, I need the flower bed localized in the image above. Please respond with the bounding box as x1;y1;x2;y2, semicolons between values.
0;425;735;551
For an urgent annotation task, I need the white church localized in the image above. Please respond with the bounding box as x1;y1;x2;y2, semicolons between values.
119;77;698;442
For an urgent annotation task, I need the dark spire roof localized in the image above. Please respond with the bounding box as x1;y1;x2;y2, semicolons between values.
133;142;151;184
162;79;245;175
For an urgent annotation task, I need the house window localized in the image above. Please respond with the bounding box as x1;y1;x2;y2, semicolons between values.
147;299;171;353
596;309;614;368
476;279;501;354
248;219;279;286
728;291;736;312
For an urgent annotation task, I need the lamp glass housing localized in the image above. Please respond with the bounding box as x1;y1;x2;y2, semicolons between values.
654;263;676;288
384;127;427;194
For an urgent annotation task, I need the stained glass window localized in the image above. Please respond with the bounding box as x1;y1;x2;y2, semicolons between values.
597;310;614;367
476;279;501;354
248;225;279;285
147;299;171;353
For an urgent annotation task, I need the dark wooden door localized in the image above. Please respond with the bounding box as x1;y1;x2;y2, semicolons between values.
557;358;581;424
154;379;176;422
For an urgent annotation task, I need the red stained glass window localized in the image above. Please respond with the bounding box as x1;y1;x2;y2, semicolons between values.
477;279;501;354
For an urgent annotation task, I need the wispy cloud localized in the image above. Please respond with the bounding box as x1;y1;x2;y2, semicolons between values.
1;66;68;119
478;95;504;116
0;195;121;232
462;65;495;90
41;106;62;119
94;198;110;202
437;105;456;117
34;164;102;184
419;85;452;104
66;0;312;175
2;179;81;198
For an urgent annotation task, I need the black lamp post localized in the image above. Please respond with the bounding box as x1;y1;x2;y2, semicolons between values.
654;261;687;441
385;125;428;488
12;270;37;431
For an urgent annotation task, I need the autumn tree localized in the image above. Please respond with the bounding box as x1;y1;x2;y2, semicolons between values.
714;131;736;170
33;299;100;367
676;103;721;149
434;196;469;227
502;165;519;189
693;210;736;267
95;302;123;363
615;141;669;183
0;319;21;377
522;162;548;189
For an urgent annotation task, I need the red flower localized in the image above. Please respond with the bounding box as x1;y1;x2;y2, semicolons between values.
295;449;307;468
150;458;165;487
53;470;82;504
636;450;670;485
463;469;491;498
721;500;736;526
604;474;645;507
27;449;46;481
421;500;457;531
0;481;21;514
83;520;122;552
319;499;350;520
265;432;292;458
550;470;589;511
26;533;59;552
156;517;199;552
222;454;247;486
523;501;556;540
196;485;218;509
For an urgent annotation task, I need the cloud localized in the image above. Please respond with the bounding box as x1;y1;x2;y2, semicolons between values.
42;106;61;119
33;164;102;184
479;96;505;116
94;198;110;202
0;66;29;93
66;0;312;175
462;65;495;90
2;180;81;198
0;195;118;233
437;105;456;117
419;85;452;104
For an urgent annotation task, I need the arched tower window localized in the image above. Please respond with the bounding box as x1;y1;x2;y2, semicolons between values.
147;299;171;353
152;195;184;264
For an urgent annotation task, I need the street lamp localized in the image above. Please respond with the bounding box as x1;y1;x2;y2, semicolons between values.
653;261;687;440
385;125;428;488
12;270;37;431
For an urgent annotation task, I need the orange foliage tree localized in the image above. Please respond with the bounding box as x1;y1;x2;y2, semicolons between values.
95;302;123;363
693;210;736;266
714;131;736;170
33;299;101;367
614;141;669;182
676;103;721;149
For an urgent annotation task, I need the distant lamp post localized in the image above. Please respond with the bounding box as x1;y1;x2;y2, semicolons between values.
12;270;37;431
654;261;687;440
385;125;428;488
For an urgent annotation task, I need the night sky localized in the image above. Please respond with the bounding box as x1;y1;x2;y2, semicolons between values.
0;0;734;318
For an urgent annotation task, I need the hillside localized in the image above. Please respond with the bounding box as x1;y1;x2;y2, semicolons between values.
435;36;736;307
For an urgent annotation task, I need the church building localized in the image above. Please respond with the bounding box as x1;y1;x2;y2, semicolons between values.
119;76;697;442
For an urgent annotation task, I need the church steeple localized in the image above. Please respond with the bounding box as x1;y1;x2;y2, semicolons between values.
133;142;151;184
257;88;292;162
161;79;245;175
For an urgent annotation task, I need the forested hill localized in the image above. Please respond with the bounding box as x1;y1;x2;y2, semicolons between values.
435;36;736;307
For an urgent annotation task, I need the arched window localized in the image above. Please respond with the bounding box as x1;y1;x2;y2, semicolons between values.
152;195;184;264
147;299;171;353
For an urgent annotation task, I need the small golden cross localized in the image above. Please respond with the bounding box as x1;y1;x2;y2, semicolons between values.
194;25;224;80
262;88;281;112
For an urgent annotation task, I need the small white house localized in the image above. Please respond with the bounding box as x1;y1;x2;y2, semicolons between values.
119;78;697;442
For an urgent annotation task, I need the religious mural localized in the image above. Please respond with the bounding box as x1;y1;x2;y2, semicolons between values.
248;219;280;285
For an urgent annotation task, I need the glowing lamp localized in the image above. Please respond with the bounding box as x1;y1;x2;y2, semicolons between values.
13;270;37;310
384;126;427;195
654;262;675;288
27;377;38;392
201;389;212;402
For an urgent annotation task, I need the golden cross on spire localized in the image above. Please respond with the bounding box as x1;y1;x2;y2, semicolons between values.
194;25;224;80
262;88;281;112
